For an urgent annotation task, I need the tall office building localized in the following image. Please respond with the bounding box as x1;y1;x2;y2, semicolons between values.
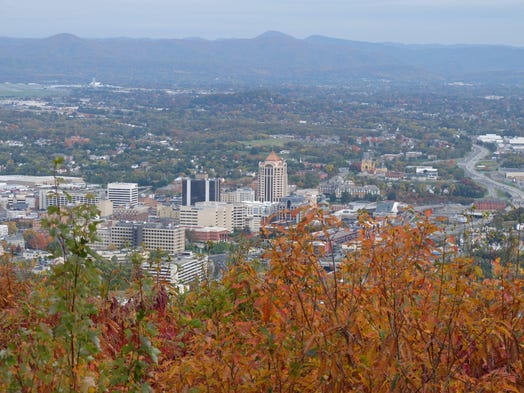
257;151;288;202
182;177;221;206
107;183;138;207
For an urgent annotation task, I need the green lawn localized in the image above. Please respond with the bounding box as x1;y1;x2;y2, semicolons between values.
475;160;498;171
240;137;293;148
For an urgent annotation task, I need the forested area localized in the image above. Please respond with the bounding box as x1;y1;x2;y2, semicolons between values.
3;85;521;191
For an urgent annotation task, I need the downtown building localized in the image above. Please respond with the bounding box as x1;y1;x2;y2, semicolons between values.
180;200;276;235
141;251;208;291
95;221;185;255
39;187;105;210
257;151;288;203
107;182;139;208
179;201;245;232
182;176;221;206
220;187;255;203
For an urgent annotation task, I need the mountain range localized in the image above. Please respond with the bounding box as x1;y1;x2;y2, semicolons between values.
0;31;523;87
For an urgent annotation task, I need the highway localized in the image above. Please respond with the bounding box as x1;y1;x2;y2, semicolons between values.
458;144;524;201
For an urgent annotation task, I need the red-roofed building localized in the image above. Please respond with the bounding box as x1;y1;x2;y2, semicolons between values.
473;199;506;212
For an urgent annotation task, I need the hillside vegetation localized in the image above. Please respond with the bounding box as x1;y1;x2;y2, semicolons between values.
1;205;523;392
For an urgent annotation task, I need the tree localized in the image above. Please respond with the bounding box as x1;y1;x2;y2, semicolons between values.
1;201;523;392
22;229;52;250
340;191;351;203
6;221;17;235
153;211;524;392
0;159;104;392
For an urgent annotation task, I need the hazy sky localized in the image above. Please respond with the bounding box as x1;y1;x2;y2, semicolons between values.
1;0;523;46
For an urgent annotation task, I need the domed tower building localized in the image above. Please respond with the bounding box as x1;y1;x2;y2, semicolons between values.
257;151;288;202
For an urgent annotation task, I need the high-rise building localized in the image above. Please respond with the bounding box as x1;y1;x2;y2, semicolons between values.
107;183;138;207
182;177;221;206
257;151;288;202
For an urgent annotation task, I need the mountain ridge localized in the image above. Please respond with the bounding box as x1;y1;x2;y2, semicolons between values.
0;31;522;87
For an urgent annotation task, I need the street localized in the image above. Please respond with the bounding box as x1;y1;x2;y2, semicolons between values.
458;144;524;202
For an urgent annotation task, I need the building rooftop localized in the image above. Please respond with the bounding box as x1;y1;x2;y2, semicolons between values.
0;175;85;187
265;151;282;162
107;182;138;188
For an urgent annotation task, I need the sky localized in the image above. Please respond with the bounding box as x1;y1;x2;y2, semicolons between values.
1;0;523;46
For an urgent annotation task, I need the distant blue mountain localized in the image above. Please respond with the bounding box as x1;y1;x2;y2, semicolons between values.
0;32;522;87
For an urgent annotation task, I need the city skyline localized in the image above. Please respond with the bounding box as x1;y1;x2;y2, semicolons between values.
0;0;523;46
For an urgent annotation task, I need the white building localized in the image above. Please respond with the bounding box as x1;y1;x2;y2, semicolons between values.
95;222;185;254
107;183;138;207
39;188;104;210
508;137;524;151
415;166;438;180
221;187;256;203
142;259;179;286
97;199;113;217
242;201;275;233
174;251;208;286
179;202;245;232
141;251;207;290
0;175;85;188
477;134;503;144
0;224;8;239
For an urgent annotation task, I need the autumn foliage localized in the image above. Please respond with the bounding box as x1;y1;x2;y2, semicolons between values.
1;208;523;392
